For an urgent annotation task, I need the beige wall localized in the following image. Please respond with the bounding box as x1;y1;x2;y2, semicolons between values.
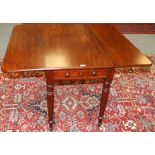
0;23;16;58
124;34;155;55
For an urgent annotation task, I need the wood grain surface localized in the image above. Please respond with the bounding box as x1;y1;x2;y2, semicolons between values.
112;23;155;34
2;24;152;72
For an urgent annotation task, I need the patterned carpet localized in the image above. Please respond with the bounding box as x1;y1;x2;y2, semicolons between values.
0;55;155;132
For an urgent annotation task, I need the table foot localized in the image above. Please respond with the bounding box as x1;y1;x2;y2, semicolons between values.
98;123;102;127
98;116;104;127
49;120;54;131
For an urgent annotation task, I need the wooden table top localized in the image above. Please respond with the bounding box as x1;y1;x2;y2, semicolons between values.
2;24;152;72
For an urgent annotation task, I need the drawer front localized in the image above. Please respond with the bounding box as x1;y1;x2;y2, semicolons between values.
47;69;108;80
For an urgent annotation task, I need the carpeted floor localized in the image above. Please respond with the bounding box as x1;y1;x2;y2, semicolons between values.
0;55;155;132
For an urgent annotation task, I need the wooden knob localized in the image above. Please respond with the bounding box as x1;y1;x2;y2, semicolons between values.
92;71;96;76
65;72;70;78
79;72;83;77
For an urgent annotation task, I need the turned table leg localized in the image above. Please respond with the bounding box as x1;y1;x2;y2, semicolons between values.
98;69;115;127
46;83;54;131
98;79;110;126
45;72;55;131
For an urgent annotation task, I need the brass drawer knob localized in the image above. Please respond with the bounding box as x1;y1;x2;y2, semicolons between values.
79;72;83;77
92;71;96;76
65;72;70;78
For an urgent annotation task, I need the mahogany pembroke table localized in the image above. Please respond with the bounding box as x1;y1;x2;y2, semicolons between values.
2;24;152;131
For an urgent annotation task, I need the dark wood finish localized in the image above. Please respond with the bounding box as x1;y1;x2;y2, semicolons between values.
112;23;155;34
98;69;115;126
2;24;152;131
1;24;114;72
2;24;151;72
88;24;152;67
45;73;55;131
48;69;108;80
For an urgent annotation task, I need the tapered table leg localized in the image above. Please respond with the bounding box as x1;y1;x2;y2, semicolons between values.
46;83;54;131
98;69;115;127
45;71;55;132
98;79;111;127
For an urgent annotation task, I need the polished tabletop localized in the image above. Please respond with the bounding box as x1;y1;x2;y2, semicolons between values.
2;24;152;72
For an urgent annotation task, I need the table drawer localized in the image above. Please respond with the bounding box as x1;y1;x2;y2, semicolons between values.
49;69;108;80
